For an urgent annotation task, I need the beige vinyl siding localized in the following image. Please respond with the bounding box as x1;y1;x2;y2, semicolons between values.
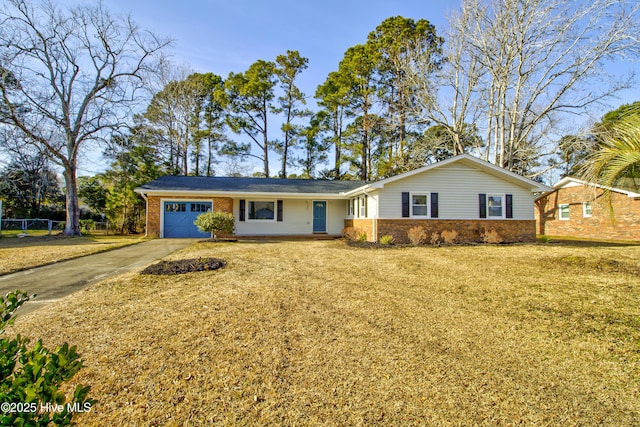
377;164;535;220
235;199;347;235
347;194;378;219
367;192;379;218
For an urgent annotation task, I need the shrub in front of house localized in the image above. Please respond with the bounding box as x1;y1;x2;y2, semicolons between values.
379;235;395;245
481;228;503;244
194;212;235;240
441;229;459;244
407;226;426;246
342;227;358;241
430;232;440;246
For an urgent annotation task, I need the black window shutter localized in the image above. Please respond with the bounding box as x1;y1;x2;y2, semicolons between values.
505;194;513;218
239;199;245;221
479;194;487;218
431;193;439;218
402;192;410;218
277;200;283;222
364;195;368;217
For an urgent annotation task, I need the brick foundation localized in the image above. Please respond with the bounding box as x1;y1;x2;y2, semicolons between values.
145;196;234;237
344;218;536;244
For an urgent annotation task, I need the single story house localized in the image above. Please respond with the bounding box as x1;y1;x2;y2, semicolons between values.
535;177;640;241
135;154;551;243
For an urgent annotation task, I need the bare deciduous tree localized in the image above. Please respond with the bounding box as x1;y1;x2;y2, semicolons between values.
408;0;640;176
0;0;169;235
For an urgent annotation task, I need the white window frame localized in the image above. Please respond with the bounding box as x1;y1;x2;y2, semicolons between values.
582;202;592;218
247;200;276;221
360;196;367;218
410;192;430;218
487;194;505;219
559;204;570;220
347;198;354;217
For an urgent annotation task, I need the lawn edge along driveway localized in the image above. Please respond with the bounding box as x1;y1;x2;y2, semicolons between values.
0;238;196;315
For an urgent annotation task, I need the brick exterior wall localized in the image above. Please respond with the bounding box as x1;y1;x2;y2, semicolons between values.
536;185;640;241
145;196;233;237
344;218;536;244
343;219;374;241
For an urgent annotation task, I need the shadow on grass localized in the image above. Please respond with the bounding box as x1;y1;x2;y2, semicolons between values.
0;233;142;249
538;237;640;248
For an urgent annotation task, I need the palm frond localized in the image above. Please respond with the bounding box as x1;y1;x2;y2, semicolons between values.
579;104;640;224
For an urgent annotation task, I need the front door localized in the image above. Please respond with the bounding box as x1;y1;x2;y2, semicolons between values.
313;201;327;233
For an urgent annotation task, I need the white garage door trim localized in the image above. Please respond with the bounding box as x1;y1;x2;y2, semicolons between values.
160;198;214;238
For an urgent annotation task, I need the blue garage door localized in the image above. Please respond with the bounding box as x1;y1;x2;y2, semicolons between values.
163;201;212;238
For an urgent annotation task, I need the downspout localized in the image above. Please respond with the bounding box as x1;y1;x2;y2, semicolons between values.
140;192;149;237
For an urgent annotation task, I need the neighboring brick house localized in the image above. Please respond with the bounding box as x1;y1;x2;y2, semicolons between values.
535;177;640;241
135;154;550;243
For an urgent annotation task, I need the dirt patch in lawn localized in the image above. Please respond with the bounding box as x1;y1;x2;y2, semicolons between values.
543;254;640;276
140;258;226;275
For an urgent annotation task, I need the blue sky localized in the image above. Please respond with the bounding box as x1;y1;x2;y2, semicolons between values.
78;0;638;177
105;0;455;100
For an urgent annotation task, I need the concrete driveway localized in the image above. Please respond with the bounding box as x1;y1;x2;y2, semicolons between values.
0;239;196;316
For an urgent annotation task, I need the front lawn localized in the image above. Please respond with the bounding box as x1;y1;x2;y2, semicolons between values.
8;240;640;425
0;235;146;275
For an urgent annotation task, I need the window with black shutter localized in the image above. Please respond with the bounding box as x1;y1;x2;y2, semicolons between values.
239;199;246;221
430;193;439;218
479;194;487;218
402;192;410;217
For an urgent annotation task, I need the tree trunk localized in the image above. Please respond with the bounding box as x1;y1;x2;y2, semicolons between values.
262;105;270;177
63;166;82;237
333;109;342;178
206;136;213;176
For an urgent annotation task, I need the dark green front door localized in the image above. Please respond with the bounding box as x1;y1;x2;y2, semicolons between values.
313;201;326;233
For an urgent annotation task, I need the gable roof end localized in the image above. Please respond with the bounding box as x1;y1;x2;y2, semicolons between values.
553;177;640;198
343;154;551;196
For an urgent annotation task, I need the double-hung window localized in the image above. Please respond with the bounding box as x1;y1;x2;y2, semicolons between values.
411;194;429;217
582;202;592;218
559;204;570;220
487;195;504;218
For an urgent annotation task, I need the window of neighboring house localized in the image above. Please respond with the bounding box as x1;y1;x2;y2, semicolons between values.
487;195;504;218
360;196;367;217
248;201;275;220
559;204;570;220
583;202;592;218
411;194;429;217
165;203;186;212
348;198;355;216
190;203;211;213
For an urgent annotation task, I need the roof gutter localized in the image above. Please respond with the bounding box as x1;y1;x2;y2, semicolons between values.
134;189;351;200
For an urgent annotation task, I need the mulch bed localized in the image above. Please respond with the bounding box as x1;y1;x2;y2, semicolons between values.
140;258;226;275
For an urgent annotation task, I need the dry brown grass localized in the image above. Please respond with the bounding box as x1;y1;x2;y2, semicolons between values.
0;235;145;275
7;240;640;425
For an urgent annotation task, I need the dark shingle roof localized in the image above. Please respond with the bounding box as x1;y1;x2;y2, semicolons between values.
137;175;365;194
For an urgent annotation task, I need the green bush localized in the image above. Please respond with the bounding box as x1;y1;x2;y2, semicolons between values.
0;291;94;426
379;235;395;245
79;219;95;233
194;211;235;239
